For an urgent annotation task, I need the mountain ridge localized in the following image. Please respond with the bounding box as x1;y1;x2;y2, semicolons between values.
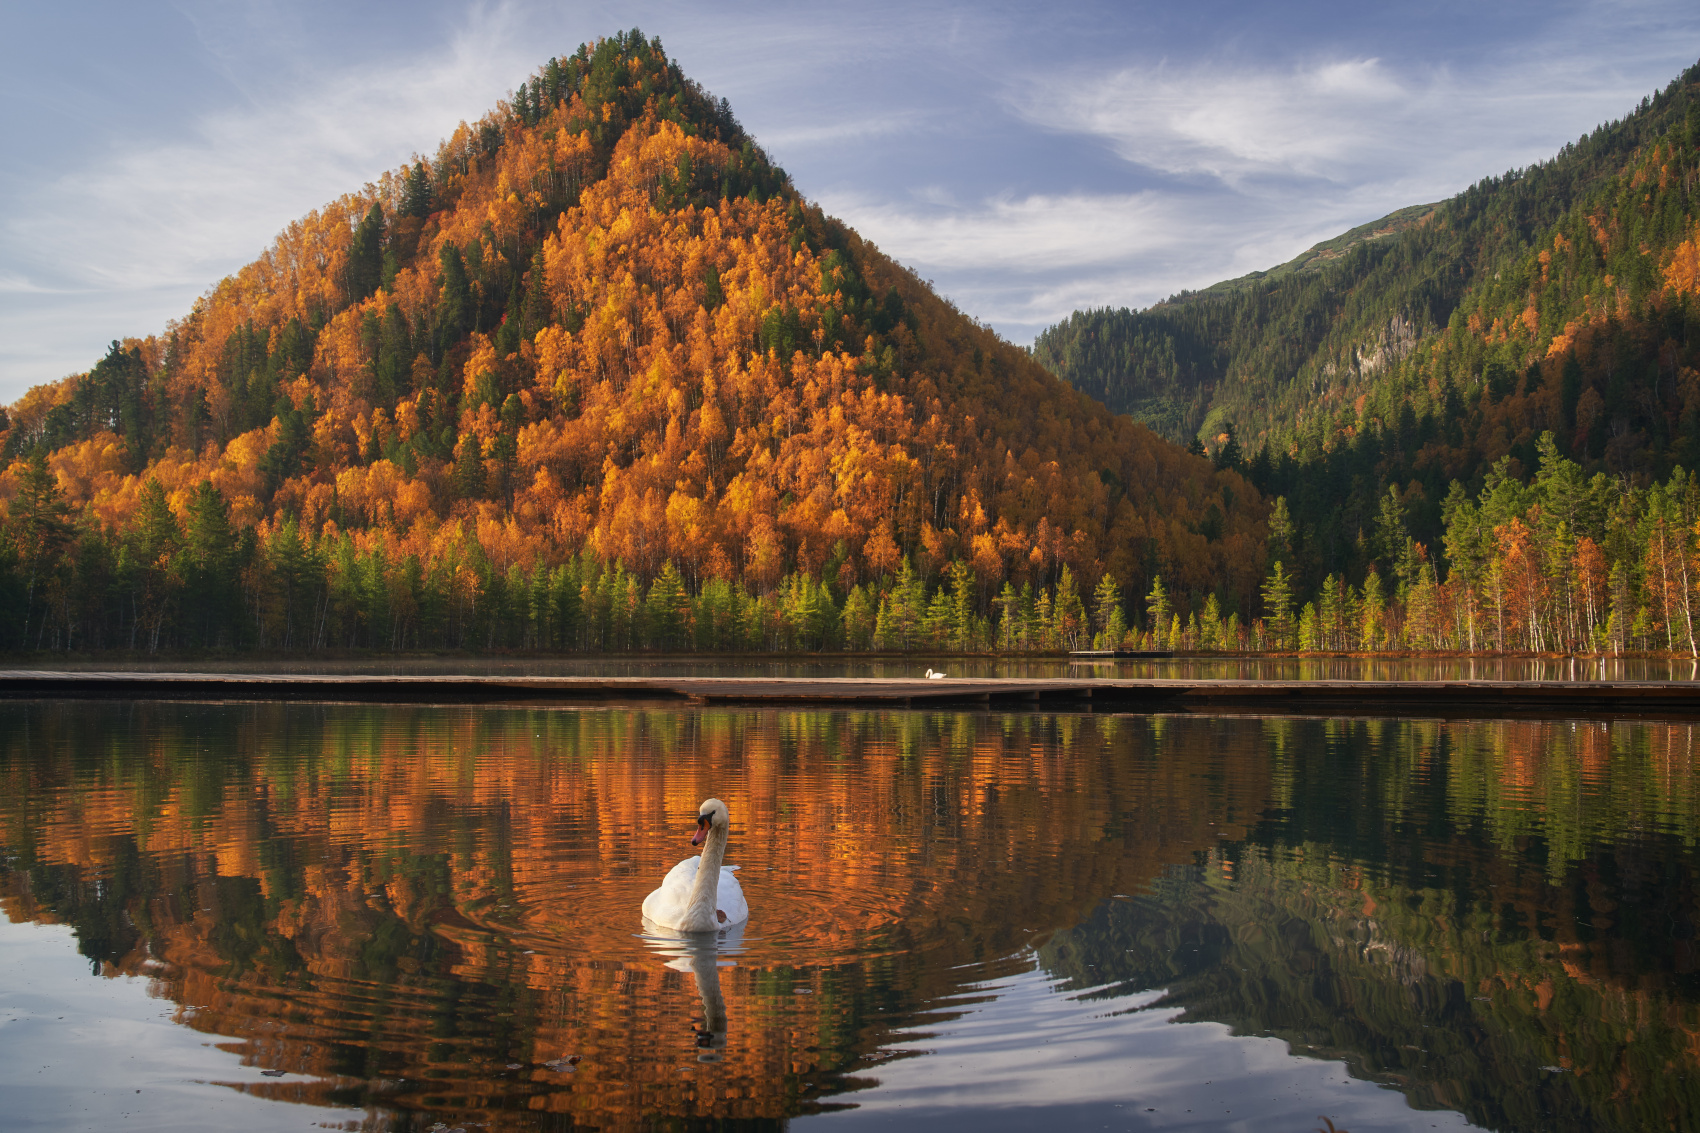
1034;63;1700;458
1033;60;1700;604
1163;201;1441;306
0;30;1264;653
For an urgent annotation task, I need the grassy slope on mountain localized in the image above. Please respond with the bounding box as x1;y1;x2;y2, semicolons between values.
0;31;1264;652
1033;64;1700;454
1195;201;1440;298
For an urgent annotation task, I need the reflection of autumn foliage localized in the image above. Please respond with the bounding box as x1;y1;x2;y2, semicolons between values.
0;32;1262;654
0;703;1265;1126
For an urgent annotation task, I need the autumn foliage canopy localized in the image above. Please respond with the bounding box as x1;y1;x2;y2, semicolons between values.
0;31;1262;652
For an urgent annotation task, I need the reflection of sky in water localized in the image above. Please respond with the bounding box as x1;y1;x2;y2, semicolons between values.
1;704;1696;1130
801;965;1479;1132
1;913;1479;1132
0;919;344;1133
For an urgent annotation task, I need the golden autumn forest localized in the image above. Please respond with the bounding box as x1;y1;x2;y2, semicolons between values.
0;30;1263;653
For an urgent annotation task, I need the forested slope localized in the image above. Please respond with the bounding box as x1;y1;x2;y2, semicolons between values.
0;31;1263;653
1034;62;1700;460
1033;61;1700;655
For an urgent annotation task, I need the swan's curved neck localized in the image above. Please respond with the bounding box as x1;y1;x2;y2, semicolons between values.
683;824;728;930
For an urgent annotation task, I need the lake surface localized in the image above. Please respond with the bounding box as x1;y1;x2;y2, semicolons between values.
3;702;1699;1131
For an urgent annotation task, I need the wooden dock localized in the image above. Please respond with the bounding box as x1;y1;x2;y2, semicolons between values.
7;670;1700;717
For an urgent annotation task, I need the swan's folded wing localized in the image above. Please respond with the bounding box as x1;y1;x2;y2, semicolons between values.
716;868;750;924
642;856;702;925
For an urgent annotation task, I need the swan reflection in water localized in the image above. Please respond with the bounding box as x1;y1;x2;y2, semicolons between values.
640;917;746;1062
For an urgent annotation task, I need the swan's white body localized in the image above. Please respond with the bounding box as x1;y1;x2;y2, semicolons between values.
925;668;946;679
642;857;748;929
642;798;749;931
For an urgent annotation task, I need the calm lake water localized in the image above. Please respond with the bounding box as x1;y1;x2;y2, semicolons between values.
3;701;1699;1132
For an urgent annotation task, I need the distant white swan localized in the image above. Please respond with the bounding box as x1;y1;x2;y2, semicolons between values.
925;668;946;679
642;798;749;931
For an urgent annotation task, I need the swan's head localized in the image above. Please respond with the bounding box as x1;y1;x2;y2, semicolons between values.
691;798;730;846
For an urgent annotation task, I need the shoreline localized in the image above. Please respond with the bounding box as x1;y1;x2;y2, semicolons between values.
8;669;1700;719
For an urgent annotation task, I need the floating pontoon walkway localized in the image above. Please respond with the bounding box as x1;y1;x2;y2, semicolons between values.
7;670;1700;717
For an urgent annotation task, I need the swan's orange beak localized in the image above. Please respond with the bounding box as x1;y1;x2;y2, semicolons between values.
691;815;709;845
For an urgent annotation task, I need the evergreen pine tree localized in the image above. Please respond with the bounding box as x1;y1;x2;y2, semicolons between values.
14;450;73;643
645;561;689;649
453;436;486;500
1091;572;1123;646
347;202;384;304
1145;575;1170;639
1373;485;1409;575
438;243;473;352
1360;567;1386;650
183;481;238;647
945;560;976;650
1260;561;1294;649
994;582;1021;650
402;161;434;219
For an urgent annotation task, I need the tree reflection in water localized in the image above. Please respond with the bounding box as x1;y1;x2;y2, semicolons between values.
0;704;1697;1131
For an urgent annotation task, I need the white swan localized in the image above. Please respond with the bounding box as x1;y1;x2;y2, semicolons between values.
642;798;749;931
925;668;946;679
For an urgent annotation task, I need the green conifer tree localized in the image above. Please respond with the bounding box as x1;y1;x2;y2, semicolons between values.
1092;572;1123;647
1260;561;1295;650
347;202;384;305
840;584;873;650
1360;568;1386;651
1145;575;1170;639
184;480;238;648
645;561;689;649
945;560;976;650
994;582;1021;651
437;242;473;352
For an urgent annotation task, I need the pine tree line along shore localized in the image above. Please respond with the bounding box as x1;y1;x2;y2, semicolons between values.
8;421;1700;656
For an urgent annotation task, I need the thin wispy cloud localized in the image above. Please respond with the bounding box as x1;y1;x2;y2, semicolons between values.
1013;58;1416;185
837;189;1368;329
823;190;1223;272
0;3;543;390
756;110;936;153
1009;54;1659;193
7;10;531;295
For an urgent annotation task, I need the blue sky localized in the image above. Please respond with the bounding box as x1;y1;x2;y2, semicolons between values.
4;0;1700;403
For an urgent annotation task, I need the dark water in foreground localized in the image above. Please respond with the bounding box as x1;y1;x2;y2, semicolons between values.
2;704;1699;1132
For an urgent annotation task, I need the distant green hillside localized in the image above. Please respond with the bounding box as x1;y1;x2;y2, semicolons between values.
1035;61;1700;596
1034;65;1700;456
1187;201;1440;300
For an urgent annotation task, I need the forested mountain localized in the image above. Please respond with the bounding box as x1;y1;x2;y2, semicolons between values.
1034;201;1442;442
0;30;1263;653
1035;61;1700;645
1035;63;1700;464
